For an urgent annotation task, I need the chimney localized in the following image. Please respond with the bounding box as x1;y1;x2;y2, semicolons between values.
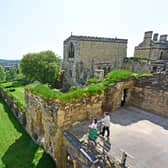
153;33;158;41
159;35;167;41
143;31;153;46
144;31;153;40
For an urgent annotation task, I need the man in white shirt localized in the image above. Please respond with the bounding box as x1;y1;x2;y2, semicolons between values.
101;112;110;138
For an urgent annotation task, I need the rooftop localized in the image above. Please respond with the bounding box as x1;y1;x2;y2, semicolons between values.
64;35;128;43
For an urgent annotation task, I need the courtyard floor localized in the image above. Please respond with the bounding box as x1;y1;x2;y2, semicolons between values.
69;106;168;168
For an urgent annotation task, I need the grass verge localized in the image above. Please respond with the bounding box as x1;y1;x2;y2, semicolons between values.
0;97;56;168
0;80;26;112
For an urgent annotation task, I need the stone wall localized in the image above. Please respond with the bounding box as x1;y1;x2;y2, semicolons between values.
103;79;135;111
134;48;151;59
25;91;104;168
122;59;150;73
25;79;135;168
80;40;127;70
129;76;168;117
63;39;80;86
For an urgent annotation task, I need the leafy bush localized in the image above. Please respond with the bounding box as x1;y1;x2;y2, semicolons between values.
85;85;103;95
30;84;57;99
106;70;133;82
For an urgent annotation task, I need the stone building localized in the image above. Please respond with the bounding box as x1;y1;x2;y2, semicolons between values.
134;31;168;60
63;35;127;87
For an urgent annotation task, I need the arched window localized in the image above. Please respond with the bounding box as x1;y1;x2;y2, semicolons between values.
68;42;75;58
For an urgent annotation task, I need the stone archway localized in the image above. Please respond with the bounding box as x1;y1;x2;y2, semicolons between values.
65;152;74;168
120;89;128;107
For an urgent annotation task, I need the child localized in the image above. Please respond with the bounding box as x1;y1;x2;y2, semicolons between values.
88;118;97;129
88;118;98;142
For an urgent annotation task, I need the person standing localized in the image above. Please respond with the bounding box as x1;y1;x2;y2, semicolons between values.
101;112;110;138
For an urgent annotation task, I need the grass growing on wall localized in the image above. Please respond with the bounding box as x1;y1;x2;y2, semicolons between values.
29;82;105;101
0;97;56;168
29;70;145;102
0;70;152;103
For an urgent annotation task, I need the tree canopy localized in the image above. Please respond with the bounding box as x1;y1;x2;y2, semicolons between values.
0;66;6;81
20;51;61;86
6;68;17;81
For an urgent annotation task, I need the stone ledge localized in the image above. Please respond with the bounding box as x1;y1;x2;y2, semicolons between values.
64;35;128;43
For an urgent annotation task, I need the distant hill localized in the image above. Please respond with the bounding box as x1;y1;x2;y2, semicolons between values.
0;59;20;66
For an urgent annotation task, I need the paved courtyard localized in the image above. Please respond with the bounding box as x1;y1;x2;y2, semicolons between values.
70;106;168;168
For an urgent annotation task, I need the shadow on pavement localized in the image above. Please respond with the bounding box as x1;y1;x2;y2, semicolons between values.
109;106;168;130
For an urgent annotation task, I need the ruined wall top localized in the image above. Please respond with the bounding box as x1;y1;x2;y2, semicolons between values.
144;31;153;40
135;74;168;90
159;35;168;41
143;31;168;42
64;35;128;44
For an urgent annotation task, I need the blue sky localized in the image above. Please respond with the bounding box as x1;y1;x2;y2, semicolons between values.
0;0;167;60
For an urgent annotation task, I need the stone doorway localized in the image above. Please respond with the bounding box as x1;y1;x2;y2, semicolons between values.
120;89;128;107
66;153;74;168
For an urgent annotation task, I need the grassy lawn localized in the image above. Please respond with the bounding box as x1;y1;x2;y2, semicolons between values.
0;97;56;168
0;81;26;111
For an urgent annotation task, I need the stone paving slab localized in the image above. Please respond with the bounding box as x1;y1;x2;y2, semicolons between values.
69;106;168;168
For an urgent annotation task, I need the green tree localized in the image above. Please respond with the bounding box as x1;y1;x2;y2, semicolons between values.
0;66;6;81
20;50;61;86
6;68;17;81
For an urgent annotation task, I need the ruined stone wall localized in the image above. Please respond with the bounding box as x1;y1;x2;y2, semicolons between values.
134;48;151;59
134;47;168;60
129;76;168;117
103;79;135;112
25;79;135;168
25;91;62;166
25;91;104;168
150;48;161;60
122;59;150;73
